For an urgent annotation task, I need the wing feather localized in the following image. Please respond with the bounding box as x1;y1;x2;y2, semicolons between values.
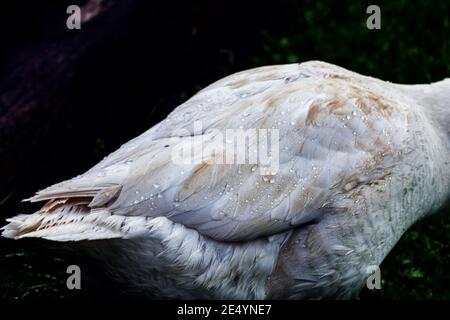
22;62;409;241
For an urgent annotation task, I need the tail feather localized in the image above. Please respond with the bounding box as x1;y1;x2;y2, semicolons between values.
1;200;148;241
24;184;122;208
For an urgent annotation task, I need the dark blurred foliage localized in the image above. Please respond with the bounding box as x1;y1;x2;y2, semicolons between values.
0;0;449;299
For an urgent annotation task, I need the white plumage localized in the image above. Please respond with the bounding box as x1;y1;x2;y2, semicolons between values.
2;61;449;299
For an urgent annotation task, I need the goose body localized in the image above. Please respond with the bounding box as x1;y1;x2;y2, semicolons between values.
2;61;449;299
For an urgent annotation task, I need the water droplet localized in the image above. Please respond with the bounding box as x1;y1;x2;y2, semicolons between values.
153;184;160;189
251;165;257;172
269;178;275;183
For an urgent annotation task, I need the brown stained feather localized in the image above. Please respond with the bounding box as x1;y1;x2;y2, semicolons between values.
327;74;350;80
41;198;91;213
227;71;285;89
228;78;250;89
12;220;43;237
366;93;394;117
265;96;278;109
343;180;359;192
355;98;371;114
368;171;392;187
181;161;210;192
203;150;225;165
8;199;92;237
350;85;395;117
326;98;346;114
41;199;68;212
305;102;322;126
265;86;298;109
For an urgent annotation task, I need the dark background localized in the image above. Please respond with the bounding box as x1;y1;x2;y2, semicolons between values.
0;0;449;299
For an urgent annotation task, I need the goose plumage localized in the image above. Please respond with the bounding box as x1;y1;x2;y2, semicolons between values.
2;61;449;299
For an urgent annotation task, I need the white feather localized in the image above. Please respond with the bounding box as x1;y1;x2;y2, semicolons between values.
2;61;449;299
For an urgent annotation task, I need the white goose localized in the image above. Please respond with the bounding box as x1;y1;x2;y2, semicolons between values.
2;61;449;299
